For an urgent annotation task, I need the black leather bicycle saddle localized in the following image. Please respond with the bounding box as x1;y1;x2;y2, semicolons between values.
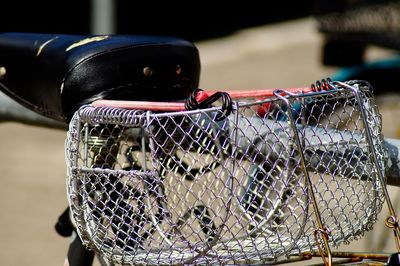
0;33;201;122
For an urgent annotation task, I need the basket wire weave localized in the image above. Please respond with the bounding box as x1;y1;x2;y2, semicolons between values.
65;81;386;265
315;0;400;49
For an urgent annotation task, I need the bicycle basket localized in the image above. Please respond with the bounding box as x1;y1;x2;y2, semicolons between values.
65;80;386;265
315;0;400;48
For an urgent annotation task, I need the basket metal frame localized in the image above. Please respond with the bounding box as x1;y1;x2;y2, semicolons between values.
65;81;398;265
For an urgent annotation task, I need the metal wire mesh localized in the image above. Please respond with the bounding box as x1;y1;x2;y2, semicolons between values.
315;0;400;49
65;81;386;265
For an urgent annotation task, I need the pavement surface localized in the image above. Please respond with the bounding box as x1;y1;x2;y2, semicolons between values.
1;17;400;265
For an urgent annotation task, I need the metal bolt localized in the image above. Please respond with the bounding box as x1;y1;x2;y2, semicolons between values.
0;66;6;78
176;65;182;75
143;67;153;77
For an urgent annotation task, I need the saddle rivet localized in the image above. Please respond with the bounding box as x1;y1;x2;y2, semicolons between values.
176;65;182;75
143;67;153;77
0;66;6;78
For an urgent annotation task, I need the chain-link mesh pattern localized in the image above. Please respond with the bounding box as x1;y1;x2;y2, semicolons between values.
315;1;400;49
65;81;386;265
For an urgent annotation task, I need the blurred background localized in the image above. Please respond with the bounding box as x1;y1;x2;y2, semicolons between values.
1;0;400;265
0;1;313;41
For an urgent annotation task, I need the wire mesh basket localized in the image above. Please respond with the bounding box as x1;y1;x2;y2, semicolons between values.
313;1;400;67
314;0;400;49
65;80;387;265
